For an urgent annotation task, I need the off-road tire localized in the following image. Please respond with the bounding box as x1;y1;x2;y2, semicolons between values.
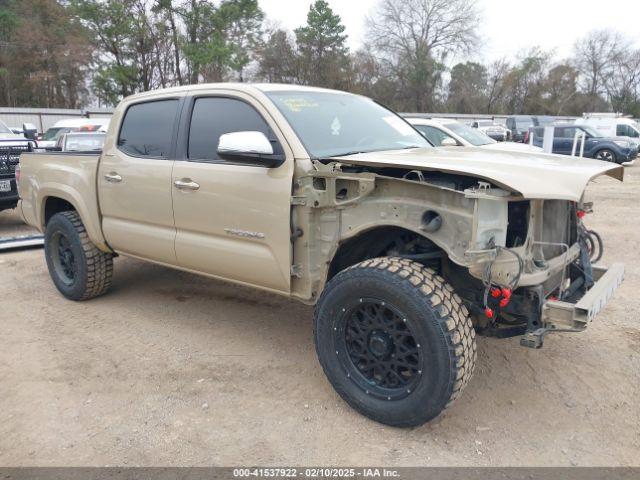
314;257;476;427
44;211;113;301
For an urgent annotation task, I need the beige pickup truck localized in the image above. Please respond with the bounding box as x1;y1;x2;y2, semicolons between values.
17;84;625;427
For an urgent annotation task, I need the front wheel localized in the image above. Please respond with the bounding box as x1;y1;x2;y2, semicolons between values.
44;211;113;301
595;149;617;163
314;257;476;427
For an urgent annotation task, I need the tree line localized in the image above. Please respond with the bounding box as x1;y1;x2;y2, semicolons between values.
1;0;639;116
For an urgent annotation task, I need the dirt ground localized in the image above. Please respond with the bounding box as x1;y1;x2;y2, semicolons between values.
0;166;638;467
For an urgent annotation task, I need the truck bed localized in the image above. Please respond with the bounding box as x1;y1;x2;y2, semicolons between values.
18;151;108;250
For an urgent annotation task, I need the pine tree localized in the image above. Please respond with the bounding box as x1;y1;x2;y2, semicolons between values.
294;0;349;88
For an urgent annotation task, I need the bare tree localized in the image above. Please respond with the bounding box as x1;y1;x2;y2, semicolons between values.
366;0;478;60
485;58;509;114
604;48;640;115
366;0;480;111
573;29;629;111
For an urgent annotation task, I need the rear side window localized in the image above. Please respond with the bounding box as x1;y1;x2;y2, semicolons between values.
118;99;179;158
188;97;281;161
554;127;575;138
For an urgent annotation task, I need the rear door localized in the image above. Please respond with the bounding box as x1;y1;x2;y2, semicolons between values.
98;96;183;264
171;92;294;293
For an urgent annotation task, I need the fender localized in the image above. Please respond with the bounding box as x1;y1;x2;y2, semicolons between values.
37;183;111;253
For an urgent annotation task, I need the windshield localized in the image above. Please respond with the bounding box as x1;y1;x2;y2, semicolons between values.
581;126;603;137
477;121;494;127
264;91;430;158
446;123;495;146
42;127;68;141
0;120;12;134
64;134;105;151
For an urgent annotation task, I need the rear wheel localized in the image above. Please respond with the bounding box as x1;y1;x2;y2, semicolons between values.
595;149;617;163
314;257;476;427
44;211;113;301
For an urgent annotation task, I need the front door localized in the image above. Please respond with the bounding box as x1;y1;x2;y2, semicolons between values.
171;94;294;293
98;97;183;264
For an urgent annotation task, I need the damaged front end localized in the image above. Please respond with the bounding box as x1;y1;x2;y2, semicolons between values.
455;186;624;348
292;156;624;349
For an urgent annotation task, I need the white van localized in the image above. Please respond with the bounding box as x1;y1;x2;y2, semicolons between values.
575;113;640;146
38;118;111;149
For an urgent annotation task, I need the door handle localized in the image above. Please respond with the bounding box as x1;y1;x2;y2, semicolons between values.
174;179;200;191
104;172;122;183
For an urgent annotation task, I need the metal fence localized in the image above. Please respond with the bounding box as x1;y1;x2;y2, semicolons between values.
0;107;113;133
401;112;580;125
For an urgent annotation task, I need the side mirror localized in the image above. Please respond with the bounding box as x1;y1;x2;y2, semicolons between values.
22;123;37;140
441;137;458;147
217;131;284;168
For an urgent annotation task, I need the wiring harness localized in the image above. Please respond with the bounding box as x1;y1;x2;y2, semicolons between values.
481;246;524;320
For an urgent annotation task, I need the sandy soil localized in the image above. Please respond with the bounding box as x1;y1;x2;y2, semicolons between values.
0;167;638;467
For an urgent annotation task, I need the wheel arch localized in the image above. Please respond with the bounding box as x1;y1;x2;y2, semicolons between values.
38;186;110;252
326;225;445;282
593;146;617;162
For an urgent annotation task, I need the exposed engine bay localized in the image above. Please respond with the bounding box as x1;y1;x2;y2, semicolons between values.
296;160;613;348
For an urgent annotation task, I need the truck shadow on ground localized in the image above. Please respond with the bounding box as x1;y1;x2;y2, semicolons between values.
4;250;636;466
104;256;610;434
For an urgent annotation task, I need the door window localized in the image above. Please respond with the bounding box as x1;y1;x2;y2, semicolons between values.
554;127;575;139
188;97;282;161
117;99;179;158
616;124;639;137
616;124;628;136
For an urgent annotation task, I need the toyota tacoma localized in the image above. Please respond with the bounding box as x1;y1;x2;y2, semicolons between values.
17;84;625;427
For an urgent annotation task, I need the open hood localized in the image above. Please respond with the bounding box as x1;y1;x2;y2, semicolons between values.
330;147;624;202
480;142;543;153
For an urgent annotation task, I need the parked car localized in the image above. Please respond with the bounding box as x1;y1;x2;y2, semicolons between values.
18;84;624;428
37;118;110;150
506;115;535;142
470;120;509;141
407;117;542;152
0;119;35;212
575;114;640;148
55;132;106;152
531;124;637;164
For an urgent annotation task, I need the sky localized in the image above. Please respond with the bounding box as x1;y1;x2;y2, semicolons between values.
259;0;640;62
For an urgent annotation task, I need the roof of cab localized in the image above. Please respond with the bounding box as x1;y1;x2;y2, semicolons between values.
406;117;458;126
121;83;353;103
